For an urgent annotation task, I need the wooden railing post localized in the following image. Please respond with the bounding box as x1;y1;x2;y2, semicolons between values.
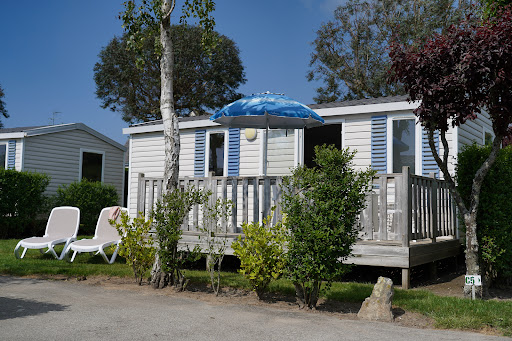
401;167;411;247
253;177;259;223
378;176;388;241
137;173;146;218
429;173;437;243
231;178;238;232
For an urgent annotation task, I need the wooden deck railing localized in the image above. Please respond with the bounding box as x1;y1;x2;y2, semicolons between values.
137;174;283;234
136;167;458;245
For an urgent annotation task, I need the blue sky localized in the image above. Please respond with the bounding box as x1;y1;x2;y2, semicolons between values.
0;0;342;144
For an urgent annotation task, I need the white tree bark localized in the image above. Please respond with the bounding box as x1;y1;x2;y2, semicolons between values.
151;0;179;289
160;0;179;194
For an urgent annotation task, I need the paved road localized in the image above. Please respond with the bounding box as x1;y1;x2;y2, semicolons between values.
0;276;508;341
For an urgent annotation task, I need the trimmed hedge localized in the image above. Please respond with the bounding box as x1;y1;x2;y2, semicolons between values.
0;169;50;238
54;180;119;235
456;144;512;285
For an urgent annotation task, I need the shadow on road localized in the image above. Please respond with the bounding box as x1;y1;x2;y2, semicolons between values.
0;297;68;320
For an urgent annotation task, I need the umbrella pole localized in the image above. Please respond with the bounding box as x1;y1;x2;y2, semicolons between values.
263;123;268;176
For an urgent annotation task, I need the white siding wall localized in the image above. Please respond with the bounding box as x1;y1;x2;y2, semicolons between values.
343;114;372;170
23;130;124;201
267;129;295;175
458;112;492;153
239;128;261;176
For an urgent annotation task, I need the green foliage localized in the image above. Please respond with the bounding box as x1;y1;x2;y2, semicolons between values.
482;0;512;17
110;211;156;285
0;84;8;127
0;169;50;238
200;196;232;296
151;187;206;286
308;0;477;103
282;145;375;309
232;213;288;299
456;144;512;285
93;24;245;123
121;0;218;64
54;180;119;235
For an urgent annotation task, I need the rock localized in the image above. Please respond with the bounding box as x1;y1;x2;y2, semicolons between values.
357;276;394;322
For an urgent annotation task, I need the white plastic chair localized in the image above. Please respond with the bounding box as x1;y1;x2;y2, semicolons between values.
14;206;80;260
64;207;128;264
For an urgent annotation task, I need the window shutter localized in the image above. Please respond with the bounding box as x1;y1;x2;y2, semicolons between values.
371;115;387;174
422;129;439;176
194;130;206;177
227;128;240;176
7;140;16;170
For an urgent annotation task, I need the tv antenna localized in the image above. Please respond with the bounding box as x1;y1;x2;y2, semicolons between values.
49;111;62;125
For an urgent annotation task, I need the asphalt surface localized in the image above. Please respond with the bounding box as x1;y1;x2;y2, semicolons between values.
0;276;508;341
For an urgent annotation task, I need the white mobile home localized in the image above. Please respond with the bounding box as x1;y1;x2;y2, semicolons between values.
124;95;494;288
124;95;492;216
0;123;126;201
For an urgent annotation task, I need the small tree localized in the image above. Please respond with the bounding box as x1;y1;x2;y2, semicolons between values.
390;6;512;296
151;187;206;289
232;212;288;300
121;0;217;288
200;195;232;296
282;145;375;309
110;211;156;285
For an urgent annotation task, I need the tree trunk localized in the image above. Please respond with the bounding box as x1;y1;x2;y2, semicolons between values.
428;129;502;297
150;0;179;288
160;1;179;194
463;213;482;297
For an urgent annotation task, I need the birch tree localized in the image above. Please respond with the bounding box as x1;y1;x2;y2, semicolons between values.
121;0;216;288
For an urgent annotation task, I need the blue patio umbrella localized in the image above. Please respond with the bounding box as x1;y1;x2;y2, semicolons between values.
210;92;324;175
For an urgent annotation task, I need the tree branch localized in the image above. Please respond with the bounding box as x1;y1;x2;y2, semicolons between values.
428;128;468;217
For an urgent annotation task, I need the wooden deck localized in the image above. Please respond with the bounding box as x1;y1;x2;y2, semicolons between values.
136;167;461;289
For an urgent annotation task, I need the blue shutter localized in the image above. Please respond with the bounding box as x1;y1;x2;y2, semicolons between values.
7;140;16;170
194;130;206;177
227;128;240;176
422;129;439;176
371;115;387;174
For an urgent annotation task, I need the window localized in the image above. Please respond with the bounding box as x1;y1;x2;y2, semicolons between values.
209;132;225;176
80;150;104;182
0;144;5;169
304;124;342;168
392;119;415;173
484;131;493;146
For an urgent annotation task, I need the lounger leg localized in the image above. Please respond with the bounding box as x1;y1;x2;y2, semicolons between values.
14;242;23;259
70;251;78;262
99;244;119;264
57;239;75;261
47;244;59;259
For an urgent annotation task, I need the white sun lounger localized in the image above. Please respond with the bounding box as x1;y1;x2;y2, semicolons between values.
14;206;80;260
64;207;128;264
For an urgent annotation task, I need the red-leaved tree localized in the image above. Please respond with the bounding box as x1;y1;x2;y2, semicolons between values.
390;6;512;296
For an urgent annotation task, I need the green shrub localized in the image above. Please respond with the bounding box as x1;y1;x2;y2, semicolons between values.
456;144;512;285
200;196;232;296
110;211;156;285
232;212;288;299
282;145;375;309
0;169;50;238
151;187;206;289
55;180;119;235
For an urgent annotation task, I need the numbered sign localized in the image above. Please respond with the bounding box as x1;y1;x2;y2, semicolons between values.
465;275;482;286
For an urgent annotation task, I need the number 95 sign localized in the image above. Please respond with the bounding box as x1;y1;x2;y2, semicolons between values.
465;275;482;286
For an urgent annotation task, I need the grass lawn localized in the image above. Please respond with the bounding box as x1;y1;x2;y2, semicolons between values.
1;239;511;336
